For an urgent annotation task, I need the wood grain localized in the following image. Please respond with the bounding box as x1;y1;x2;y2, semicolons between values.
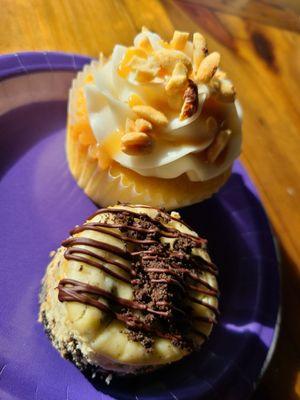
0;0;299;398
177;0;300;32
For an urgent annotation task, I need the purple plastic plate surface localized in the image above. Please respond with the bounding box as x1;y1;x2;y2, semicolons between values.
0;52;280;400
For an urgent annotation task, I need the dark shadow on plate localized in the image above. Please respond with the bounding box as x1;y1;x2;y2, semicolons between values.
253;246;300;400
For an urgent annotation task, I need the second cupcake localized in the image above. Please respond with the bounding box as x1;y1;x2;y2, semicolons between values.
67;28;242;209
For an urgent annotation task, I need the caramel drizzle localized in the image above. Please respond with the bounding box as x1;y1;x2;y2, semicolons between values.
58;207;218;341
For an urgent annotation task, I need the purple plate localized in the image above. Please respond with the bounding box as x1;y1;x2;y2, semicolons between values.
0;52;280;400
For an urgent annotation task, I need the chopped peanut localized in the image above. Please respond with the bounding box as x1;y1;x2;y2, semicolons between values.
127;55;147;69
135;69;157;82
218;79;236;102
137;36;153;53
193;32;207;74
215;69;227;80
196;52;220;83
127;56;160;82
136;64;160;82
125;118;136;132
159;39;172;49
153;49;192;74
133;105;168;126
121;131;152;155
210;79;220;91
206;129;231;163
135;118;152;132
170;211;181;219
170;31;189;50
165;61;188;94
179;80;198;120
128;94;145;107
118;47;147;78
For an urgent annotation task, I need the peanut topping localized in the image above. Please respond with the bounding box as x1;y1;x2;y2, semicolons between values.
165;61;188;94
170;31;189;50
192;32;207;74
210;68;235;103
127;56;159;82
206;129;231;163
121;131;152;155
215;69;227;80
127;55;147;69
125;118;136;133
153;49;192;74
127;94;144;108
196;52;220;83
170;211;181;219
123;116;153;154
135;68;159;83
118;47;147;78
217;79;236;103
159;39;172;49
135;118;153;132
133;105;168;126
112;29;237;161
137;36;153;53
179;80;198;120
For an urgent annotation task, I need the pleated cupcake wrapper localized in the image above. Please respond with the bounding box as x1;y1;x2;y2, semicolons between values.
67;61;231;209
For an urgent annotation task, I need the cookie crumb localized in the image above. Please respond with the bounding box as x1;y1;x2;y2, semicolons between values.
105;374;113;385
170;211;181;219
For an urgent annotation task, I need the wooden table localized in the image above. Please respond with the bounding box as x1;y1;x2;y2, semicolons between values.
1;0;299;398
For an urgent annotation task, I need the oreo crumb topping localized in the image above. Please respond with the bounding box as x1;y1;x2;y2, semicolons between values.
110;210;204;350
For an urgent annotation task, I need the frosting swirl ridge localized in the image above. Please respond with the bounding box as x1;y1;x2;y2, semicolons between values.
84;29;242;181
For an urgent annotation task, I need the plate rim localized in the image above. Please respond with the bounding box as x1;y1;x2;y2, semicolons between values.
0;51;92;81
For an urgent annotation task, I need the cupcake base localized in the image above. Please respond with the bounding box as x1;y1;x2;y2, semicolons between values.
66;123;231;209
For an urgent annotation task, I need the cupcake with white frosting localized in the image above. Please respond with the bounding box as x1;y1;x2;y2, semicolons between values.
66;28;242;209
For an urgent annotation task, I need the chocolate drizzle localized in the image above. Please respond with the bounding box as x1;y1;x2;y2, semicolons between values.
58;205;218;350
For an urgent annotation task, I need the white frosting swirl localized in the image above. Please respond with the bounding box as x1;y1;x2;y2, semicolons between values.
84;30;242;182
